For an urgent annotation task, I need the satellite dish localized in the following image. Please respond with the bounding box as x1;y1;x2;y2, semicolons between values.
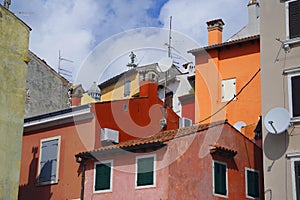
157;57;173;72
234;121;246;132
264;107;290;134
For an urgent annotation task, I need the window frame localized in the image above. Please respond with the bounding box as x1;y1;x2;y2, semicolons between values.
285;0;300;42
93;160;113;193
290;156;300;200
135;154;156;189
124;80;131;97
212;160;228;198
245;168;260;199
37;136;61;186
221;78;236;103
287;71;300;120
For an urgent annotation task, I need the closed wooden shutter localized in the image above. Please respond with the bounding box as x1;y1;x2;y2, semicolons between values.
95;163;111;191
137;157;154;186
292;75;300;117
289;1;300;39
247;170;259;198
39;138;59;183
214;162;227;195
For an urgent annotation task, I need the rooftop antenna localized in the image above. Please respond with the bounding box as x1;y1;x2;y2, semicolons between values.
157;16;173;129
58;50;73;80
3;0;11;9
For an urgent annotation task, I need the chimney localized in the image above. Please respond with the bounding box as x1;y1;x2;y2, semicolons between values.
69;84;84;107
206;19;225;45
138;69;159;100
247;0;260;35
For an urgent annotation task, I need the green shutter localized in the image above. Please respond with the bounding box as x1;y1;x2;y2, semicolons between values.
247;170;259;198
137;157;154;186
95;163;111;191
214;162;227;195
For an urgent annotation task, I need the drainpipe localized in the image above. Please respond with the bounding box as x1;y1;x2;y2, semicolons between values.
76;155;86;200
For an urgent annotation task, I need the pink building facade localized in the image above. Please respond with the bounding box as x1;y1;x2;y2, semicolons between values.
76;121;264;200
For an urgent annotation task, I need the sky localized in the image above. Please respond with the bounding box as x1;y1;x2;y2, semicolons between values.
9;0;251;89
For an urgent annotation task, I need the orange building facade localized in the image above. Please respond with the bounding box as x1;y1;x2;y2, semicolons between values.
19;80;179;200
189;19;261;139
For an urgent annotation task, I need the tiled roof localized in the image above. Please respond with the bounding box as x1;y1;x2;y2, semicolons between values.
188;35;260;55
209;144;237;158
76;120;226;158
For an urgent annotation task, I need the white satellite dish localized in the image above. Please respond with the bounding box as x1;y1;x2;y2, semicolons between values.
234;121;246;132
157;57;173;72
264;107;290;134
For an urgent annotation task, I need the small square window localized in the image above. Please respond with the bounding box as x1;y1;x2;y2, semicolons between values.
221;78;236;102
246;168;260;198
213;160;227;197
136;155;156;188
94;160;113;193
38;136;61;185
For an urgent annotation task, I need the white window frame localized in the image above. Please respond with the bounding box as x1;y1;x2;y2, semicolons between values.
285;0;300;43
135;154;156;189
212;160;228;198
245;168;260;199
37;136;61;185
93;160;113;193
287;70;300;121
287;153;300;200
221;78;236;102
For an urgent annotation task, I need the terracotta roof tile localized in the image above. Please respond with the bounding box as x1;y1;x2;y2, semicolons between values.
76;120;226;158
188;35;260;54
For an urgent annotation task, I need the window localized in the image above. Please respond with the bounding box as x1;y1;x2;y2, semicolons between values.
136;154;156;188
221;78;236;102
94;160;113;192
286;0;300;39
246;168;260;199
289;156;300;200
38;136;61;185
124;80;130;97
288;73;300;118
213;161;227;197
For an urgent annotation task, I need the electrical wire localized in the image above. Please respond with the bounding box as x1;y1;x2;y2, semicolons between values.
196;68;261;124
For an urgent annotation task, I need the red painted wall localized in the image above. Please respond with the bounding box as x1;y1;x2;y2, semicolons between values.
84;149;169;200
168;123;264;199
179;93;195;123
19;118;95;200
19;81;179;200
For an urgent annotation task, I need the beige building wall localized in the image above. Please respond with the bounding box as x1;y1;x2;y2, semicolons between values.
101;72;139;102
0;5;30;200
261;0;300;199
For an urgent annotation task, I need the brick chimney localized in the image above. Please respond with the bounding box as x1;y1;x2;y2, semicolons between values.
206;19;225;45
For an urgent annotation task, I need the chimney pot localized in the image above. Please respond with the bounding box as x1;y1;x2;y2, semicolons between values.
206;19;225;45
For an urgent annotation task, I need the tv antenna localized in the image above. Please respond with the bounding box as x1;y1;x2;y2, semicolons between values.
157;16;173;129
58;50;73;79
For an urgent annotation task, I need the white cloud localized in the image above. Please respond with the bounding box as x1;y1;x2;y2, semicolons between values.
10;0;252;87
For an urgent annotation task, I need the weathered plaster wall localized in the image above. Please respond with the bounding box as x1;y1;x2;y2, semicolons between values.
0;5;30;200
25;51;70;118
84;149;169;200
168;124;264;199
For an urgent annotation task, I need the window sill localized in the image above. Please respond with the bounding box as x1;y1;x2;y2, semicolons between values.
135;184;156;190
35;180;58;187
93;189;112;194
291;117;300;124
283;37;300;49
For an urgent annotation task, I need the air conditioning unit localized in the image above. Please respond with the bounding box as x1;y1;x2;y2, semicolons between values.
101;128;119;144
179;118;193;128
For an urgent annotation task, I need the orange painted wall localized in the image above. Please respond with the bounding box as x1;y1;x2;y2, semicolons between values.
195;39;261;138
19;118;95;200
